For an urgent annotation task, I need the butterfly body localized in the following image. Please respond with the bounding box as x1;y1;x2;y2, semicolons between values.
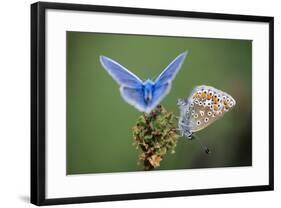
142;79;154;103
177;85;236;139
100;52;188;113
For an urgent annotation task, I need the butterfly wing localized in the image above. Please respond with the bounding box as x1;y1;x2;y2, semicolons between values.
100;56;143;88
178;85;236;136
100;56;147;111
188;85;236;132
187;102;219;132
150;52;188;109
120;87;148;112
154;51;188;85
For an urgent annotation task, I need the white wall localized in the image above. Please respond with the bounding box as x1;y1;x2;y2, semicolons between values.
0;0;279;207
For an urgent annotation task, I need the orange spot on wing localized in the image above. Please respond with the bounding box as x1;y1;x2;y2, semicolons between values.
202;92;207;99
214;105;219;111
212;97;219;103
193;92;199;99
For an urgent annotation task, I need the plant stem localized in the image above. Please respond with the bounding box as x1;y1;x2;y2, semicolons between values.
144;159;154;171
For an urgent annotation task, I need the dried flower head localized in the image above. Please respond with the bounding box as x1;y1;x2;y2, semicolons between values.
132;105;179;170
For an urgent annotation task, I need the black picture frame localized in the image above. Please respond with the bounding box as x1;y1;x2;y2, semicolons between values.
31;1;274;206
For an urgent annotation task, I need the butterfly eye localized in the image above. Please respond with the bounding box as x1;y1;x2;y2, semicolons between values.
194;114;198;118
199;101;203;106
227;98;230;102
207;111;212;116
204;117;209;123
197;121;201;125
229;101;234;107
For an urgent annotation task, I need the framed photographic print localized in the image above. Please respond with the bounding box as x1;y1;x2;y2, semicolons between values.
31;1;274;206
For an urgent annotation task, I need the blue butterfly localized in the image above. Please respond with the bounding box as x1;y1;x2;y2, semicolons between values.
100;52;188;113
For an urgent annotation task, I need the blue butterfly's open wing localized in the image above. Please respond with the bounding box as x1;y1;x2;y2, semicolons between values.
100;52;187;113
100;56;148;112
155;51;188;85
151;52;188;108
100;56;143;88
120;87;148;112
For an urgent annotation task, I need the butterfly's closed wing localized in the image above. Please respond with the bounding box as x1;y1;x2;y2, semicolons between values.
178;85;236;138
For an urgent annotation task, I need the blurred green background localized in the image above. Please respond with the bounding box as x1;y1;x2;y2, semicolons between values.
66;32;252;174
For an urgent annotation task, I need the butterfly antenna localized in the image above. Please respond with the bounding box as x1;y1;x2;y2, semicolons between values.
192;134;211;154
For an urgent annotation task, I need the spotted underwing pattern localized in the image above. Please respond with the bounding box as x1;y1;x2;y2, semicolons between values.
177;85;236;139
